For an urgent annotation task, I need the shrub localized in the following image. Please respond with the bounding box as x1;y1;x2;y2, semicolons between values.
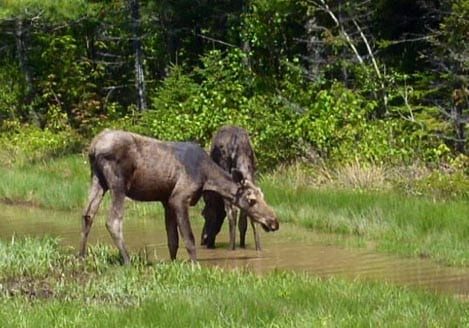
124;51;454;170
134;50;302;170
0;121;83;166
295;83;435;164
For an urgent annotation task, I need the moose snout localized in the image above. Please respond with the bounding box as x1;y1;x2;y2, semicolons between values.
270;219;279;231
268;218;279;231
260;217;279;232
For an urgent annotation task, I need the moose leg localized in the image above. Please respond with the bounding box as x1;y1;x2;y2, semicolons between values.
210;205;225;247
203;206;226;249
164;204;179;260
201;208;216;249
200;221;208;246
200;203;213;247
201;191;225;248
79;175;106;257
250;217;261;251
238;209;248;249
227;204;238;250
170;199;196;262
105;191;130;265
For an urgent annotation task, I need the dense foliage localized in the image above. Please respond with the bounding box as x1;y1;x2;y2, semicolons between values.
0;0;468;169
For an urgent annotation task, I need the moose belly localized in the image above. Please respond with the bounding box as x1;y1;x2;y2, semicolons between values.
125;175;174;202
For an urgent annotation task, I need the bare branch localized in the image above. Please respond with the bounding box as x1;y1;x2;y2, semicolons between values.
352;18;387;107
195;33;238;48
382;36;431;45
311;0;364;65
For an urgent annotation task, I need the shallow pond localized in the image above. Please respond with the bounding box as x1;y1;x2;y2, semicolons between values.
1;202;468;299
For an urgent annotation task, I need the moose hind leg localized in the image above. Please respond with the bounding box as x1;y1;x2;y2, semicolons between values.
80;175;106;257
238;209;248;249
201;191;225;248
203;205;226;249
200;203;214;247
200;220;208;246
106;191;130;265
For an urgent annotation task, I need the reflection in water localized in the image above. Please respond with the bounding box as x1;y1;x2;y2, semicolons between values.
1;203;468;298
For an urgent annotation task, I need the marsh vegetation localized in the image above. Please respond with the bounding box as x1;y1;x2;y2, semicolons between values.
0;237;468;327
0;147;468;327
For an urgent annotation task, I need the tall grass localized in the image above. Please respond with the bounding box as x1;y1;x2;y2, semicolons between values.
2;155;469;266
0;237;467;327
0;155;89;209
262;177;469;266
0;236;64;277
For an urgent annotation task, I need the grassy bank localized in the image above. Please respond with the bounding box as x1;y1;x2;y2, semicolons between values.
264;182;469;267
1;155;469;267
0;155;89;210
0;237;467;327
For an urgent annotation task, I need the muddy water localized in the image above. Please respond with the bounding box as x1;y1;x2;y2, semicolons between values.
1;203;468;298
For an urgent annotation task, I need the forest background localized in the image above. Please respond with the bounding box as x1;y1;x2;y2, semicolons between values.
1;4;469;324
0;0;468;174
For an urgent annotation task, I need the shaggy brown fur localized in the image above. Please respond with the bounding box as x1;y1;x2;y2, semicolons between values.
80;129;279;264
201;126;262;250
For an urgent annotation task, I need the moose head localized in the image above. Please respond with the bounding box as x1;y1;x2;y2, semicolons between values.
231;169;279;232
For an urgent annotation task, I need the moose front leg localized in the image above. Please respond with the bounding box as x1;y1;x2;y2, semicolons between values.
250;217;261;251
164;204;179;260
226;204;238;250
168;198;196;262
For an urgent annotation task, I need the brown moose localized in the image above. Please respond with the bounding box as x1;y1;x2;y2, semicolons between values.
79;129;279;264
201;126;262;250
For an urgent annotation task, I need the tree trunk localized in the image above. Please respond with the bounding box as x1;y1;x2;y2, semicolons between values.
241;0;252;70
15;19;35;109
304;15;322;81
453;88;468;154
129;0;147;111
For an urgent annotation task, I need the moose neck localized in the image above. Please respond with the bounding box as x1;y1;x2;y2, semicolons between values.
204;164;239;203
234;154;255;182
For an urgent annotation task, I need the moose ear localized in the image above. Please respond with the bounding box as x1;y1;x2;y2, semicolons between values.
231;169;245;185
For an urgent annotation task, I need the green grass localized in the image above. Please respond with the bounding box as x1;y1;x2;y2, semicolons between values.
0;237;467;327
0;155;89;209
263;180;469;266
1;154;469;267
1;156;469;326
